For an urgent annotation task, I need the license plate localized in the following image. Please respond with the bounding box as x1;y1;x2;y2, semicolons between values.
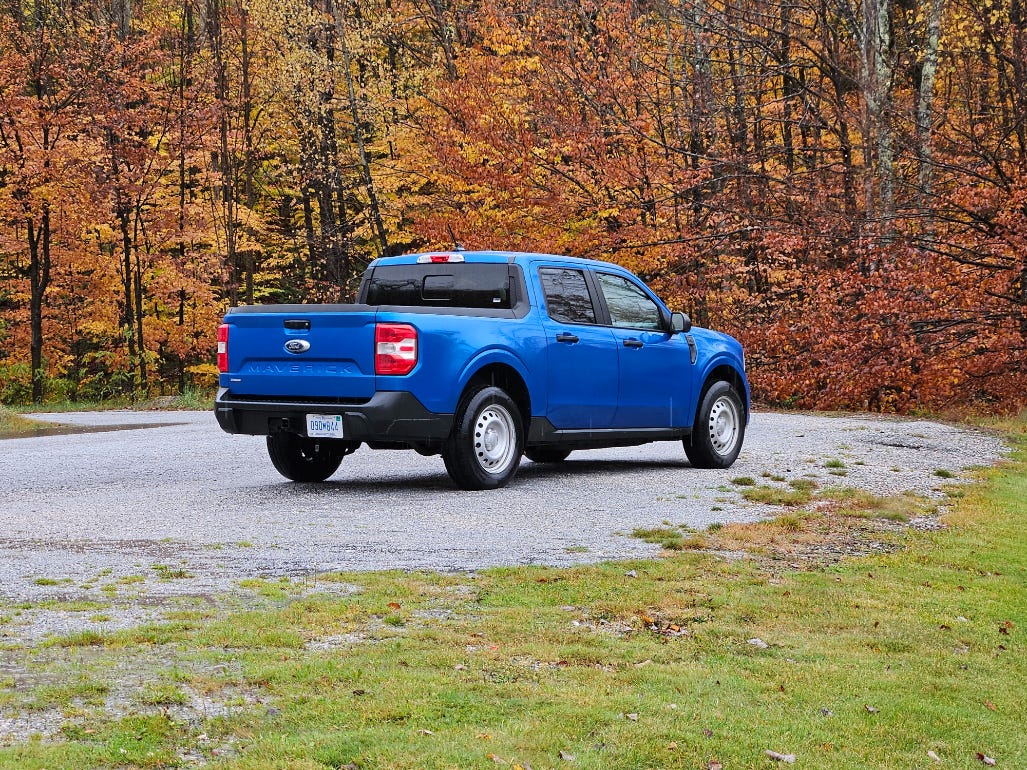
306;413;344;438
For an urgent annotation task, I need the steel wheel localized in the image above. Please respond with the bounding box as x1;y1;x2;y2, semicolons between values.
684;380;745;469
473;404;518;475
442;385;525;490
707;394;741;456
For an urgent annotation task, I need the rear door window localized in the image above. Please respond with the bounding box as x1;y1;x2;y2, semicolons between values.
539;268;597;325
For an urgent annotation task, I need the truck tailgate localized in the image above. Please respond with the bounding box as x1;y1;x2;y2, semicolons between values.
223;305;376;400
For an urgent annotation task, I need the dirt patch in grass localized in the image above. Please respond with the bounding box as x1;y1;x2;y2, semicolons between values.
701;509;906;567
645;486;945;570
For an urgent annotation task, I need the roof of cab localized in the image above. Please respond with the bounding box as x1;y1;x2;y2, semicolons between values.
371;250;612;269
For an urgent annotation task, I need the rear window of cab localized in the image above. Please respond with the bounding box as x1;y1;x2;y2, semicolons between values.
365;264;515;309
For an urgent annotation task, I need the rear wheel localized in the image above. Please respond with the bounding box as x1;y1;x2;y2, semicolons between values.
524;447;572;463
266;433;353;482
684;380;745;469
442;386;524;490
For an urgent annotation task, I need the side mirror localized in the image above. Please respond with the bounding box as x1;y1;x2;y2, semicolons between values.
671;312;691;333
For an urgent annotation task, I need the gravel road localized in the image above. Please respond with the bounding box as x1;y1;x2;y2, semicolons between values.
0;409;1006;607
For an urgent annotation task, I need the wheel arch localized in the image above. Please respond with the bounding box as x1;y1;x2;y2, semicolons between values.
459;360;532;433
696;362;749;422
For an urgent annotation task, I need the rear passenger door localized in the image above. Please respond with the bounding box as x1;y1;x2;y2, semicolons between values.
593;271;692;428
536;267;618;429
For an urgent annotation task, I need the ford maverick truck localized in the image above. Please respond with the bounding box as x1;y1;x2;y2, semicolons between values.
215;251;750;490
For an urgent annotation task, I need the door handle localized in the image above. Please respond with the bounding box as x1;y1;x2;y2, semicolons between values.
623;338;644;349
556;333;579;344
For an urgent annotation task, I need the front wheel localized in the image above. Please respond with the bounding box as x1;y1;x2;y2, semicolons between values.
684;381;745;469
266;433;352;482
442;386;524;490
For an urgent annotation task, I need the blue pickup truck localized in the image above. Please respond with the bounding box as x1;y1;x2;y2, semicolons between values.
215;251;749;489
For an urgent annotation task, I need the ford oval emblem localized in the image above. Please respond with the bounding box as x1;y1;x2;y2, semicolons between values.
284;339;311;354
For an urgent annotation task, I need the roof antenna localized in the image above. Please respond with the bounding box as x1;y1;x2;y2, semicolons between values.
446;223;467;252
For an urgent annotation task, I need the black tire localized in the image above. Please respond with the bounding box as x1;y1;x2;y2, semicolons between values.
442;385;524;490
524;447;572;463
684;380;745;469
266;433;349;482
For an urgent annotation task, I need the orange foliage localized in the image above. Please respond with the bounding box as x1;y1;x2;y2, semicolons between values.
0;0;1025;412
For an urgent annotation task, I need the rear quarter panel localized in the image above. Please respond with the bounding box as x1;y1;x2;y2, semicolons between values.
373;310;547;415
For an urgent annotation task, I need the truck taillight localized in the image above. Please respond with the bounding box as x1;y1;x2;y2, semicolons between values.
217;324;229;373
375;323;418;375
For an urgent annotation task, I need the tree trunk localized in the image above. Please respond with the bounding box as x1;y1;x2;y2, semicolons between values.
133;208;147;386
915;0;943;210
862;0;896;243
333;0;389;261
241;2;256;304
206;0;238;304
117;197;138;390
26;208;51;404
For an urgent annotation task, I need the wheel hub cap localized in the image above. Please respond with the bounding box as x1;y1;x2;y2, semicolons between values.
474;405;516;474
708;396;739;455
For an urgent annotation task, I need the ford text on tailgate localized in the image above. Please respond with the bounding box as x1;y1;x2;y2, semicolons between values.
215;251;750;490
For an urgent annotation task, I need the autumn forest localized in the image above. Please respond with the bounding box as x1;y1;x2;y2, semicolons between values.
1;0;1025;412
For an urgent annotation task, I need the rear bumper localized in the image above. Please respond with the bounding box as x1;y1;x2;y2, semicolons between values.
214;389;453;443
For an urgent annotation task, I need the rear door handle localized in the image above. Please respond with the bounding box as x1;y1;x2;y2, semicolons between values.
623;338;644;349
556;333;579;344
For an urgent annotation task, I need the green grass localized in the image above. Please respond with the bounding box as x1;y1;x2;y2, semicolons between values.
31;577;72;587
632;525;707;551
135;682;188;707
0;407;51;437
9;388;214;414
741;484;814;506
1;432;1025;768
151;564;192;580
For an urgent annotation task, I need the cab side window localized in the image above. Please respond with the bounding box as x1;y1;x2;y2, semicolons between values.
539;268;597;325
595;273;663;330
